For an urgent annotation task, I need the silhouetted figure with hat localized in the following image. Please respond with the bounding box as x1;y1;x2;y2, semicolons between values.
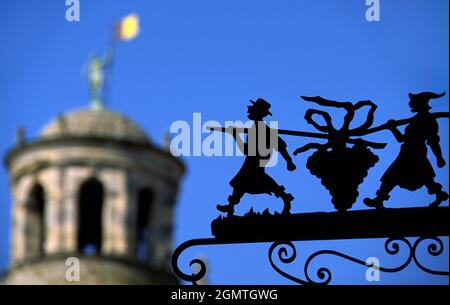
216;98;297;216
364;92;449;209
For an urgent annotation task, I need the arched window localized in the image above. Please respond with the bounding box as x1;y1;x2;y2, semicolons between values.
78;178;103;255
25;184;45;258
136;187;154;261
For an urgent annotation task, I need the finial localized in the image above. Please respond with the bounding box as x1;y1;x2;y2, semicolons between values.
16;126;25;145
57;113;67;134
163;130;172;151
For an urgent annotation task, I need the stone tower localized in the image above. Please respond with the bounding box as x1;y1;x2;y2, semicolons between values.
2;108;184;284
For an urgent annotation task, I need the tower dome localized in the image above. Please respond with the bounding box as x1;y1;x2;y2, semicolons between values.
40;109;150;144
3;107;184;284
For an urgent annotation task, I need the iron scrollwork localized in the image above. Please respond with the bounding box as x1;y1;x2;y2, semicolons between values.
171;236;448;285
412;237;448;276
268;237;449;285
171;238;214;285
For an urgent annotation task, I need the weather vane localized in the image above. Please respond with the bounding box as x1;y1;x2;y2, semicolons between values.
83;13;140;110
172;91;449;285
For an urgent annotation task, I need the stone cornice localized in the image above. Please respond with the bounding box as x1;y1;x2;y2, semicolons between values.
4;136;185;174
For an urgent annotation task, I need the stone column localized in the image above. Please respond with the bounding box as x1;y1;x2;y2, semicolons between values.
100;168;130;256
62;166;91;252
126;173;138;260
39;167;63;254
147;180;173;268
155;184;177;270
11;175;34;264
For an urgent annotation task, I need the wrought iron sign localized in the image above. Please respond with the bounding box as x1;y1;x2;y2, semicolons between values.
172;92;449;285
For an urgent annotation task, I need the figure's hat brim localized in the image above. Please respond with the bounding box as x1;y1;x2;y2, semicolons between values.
408;91;446;101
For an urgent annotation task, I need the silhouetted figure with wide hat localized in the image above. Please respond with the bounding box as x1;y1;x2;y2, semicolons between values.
364;92;449;209
216;98;297;216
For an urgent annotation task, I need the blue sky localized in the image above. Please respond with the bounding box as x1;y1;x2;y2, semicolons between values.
0;0;448;284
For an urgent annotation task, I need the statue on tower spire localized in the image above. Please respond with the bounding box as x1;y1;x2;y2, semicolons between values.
84;50;113;110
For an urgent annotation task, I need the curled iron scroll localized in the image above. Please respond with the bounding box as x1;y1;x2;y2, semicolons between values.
269;237;448;285
171;238;216;285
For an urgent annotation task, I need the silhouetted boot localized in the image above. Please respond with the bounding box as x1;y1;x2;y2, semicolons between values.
274;186;294;215
426;182;448;207
429;191;449;207
216;195;238;216
277;189;294;215
363;192;389;209
216;204;234;216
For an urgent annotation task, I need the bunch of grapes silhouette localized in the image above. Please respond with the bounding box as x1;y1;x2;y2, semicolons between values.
294;96;382;211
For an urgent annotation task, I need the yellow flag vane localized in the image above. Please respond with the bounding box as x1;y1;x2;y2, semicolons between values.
115;13;140;41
